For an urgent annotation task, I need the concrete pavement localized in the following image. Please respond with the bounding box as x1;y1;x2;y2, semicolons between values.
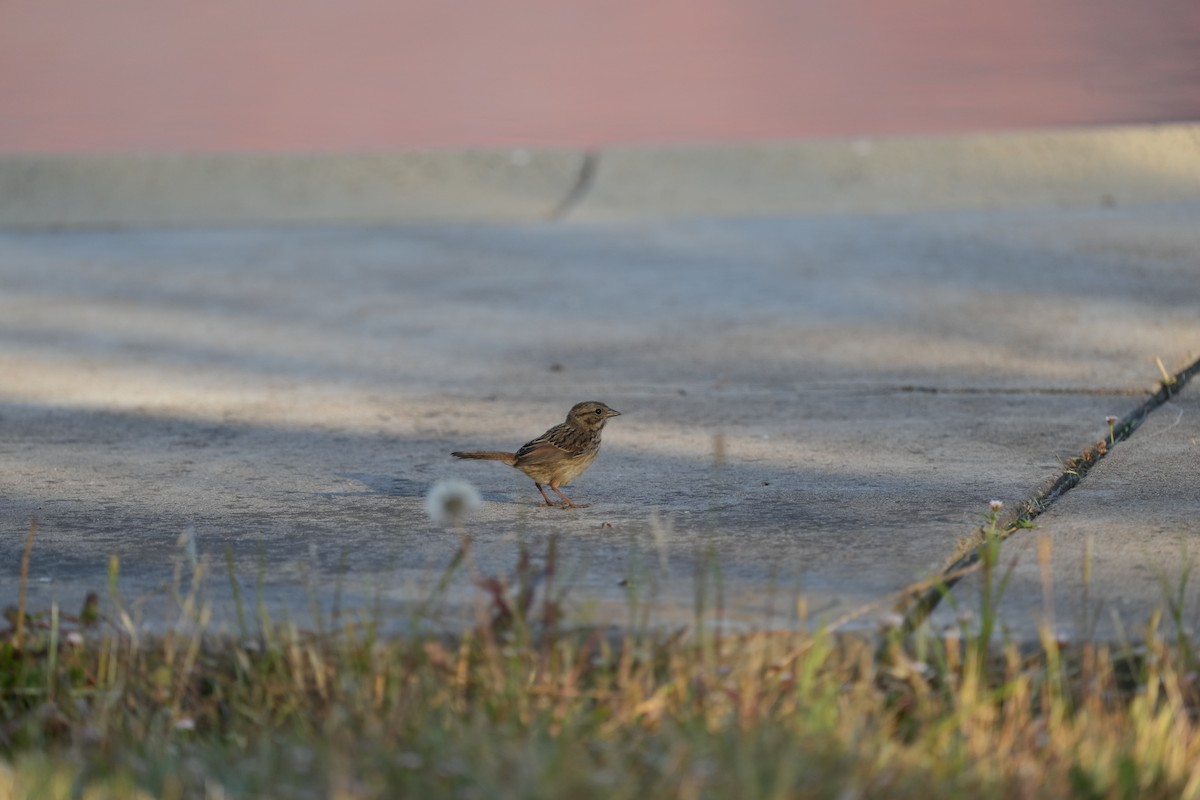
1;125;1198;639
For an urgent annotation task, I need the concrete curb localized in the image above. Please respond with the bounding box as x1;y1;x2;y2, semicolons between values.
1;123;1198;228
574;123;1200;219
0;149;586;228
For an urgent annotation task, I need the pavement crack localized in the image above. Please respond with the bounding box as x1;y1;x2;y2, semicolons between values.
547;150;599;220
897;353;1200;633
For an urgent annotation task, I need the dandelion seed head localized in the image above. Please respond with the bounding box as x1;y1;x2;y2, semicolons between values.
425;479;482;525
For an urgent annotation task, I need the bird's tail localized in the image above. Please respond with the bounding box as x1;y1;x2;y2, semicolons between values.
451;450;517;466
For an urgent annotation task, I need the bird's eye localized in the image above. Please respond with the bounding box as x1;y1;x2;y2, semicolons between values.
594;408;604;415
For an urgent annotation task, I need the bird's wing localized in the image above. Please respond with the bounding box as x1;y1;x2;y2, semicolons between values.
515;439;572;465
515;423;586;464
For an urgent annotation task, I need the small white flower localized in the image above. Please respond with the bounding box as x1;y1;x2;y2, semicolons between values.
425;479;482;525
65;631;84;646
908;660;933;678
1106;416;1118;425
989;500;1003;512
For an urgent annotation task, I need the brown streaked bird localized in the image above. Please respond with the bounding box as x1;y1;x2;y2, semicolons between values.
451;401;621;508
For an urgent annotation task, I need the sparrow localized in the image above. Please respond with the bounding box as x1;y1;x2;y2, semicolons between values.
451;401;620;508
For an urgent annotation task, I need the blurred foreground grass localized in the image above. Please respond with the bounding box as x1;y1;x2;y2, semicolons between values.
3;526;1200;799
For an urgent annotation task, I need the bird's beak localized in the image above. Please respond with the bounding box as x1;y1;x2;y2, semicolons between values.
607;408;622;417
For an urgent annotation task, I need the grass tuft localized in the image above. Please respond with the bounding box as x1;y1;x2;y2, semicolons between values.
3;534;1200;798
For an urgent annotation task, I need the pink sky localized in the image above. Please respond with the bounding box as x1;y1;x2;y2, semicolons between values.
2;0;1199;153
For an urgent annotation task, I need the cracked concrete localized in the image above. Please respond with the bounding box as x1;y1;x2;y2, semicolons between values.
1;127;1199;638
926;369;1200;642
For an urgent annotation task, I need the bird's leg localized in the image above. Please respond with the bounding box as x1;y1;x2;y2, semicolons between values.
534;483;561;507
550;483;588;509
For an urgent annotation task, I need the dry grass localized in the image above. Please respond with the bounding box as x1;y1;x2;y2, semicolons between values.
3;525;1200;799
